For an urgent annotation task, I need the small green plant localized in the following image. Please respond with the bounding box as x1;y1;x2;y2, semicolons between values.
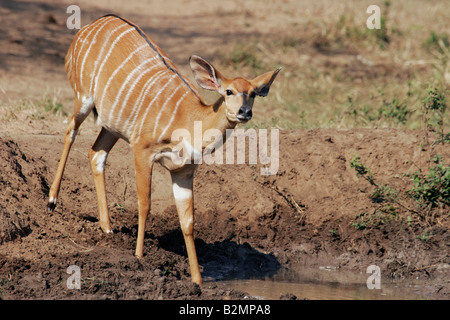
350;155;400;203
352;212;369;230
31;111;45;120
417;230;432;242
409;86;450;211
423;31;450;54
377;98;410;125
329;229;339;237
422;86;447;147
343;95;359;123
38;98;64;114
371;184;398;203
162;266;172;276
422;87;447;130
350;155;406;214
434;132;450;145
352;207;398;230
114;203;126;213
350;155;375;185
407;155;450;209
376;204;398;224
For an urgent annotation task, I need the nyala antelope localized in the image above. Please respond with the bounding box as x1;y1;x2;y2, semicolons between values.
47;14;280;284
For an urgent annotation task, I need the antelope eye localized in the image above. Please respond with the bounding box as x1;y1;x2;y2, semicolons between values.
226;89;234;96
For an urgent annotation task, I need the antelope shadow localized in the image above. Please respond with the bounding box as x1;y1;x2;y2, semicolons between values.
157;229;281;281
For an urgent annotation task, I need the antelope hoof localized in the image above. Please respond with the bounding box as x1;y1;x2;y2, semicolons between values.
135;248;144;259
192;278;203;286
100;223;113;234
47;198;57;212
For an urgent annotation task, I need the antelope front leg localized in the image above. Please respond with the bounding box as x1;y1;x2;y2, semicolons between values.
47;116;77;211
133;145;153;259
48;98;94;211
88;128;119;233
171;167;202;285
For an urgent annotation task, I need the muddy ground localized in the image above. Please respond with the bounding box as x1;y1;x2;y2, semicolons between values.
0;0;449;300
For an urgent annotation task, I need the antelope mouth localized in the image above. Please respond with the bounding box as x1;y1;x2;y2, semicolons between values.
227;111;250;123
236;114;251;123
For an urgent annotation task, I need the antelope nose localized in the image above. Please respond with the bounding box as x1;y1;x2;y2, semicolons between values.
238;106;252;121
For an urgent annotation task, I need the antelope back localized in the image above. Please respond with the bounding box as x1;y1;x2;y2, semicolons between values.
66;15;203;144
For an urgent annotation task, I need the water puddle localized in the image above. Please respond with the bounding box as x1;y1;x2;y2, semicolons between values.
221;267;433;300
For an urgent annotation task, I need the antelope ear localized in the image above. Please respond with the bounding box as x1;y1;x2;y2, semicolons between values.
189;55;223;92
252;67;282;97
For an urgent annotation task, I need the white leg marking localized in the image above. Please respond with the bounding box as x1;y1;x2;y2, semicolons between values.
69;129;79;143
92;152;107;173
80;95;95;115
172;181;192;201
172;179;193;232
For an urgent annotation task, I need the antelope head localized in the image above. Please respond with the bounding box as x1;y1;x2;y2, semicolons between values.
190;55;281;123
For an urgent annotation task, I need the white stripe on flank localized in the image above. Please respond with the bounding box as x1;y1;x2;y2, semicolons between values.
113;61;163;130
152;84;183;138
79;16;117;89
73;19;100;72
66;50;72;67
122;70;168;136
134;74;177;142
90;24;132;104
98;43;148;122
72;20;102;93
157;90;190;143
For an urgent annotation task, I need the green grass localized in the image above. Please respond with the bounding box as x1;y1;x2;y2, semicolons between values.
423;31;450;54
0;96;67;122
